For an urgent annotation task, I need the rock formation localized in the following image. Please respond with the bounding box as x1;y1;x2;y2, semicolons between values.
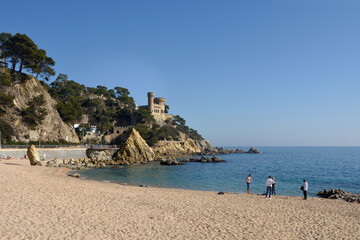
27;145;42;166
317;189;360;203
247;147;260;153
113;128;155;165
152;138;203;156
0;68;79;143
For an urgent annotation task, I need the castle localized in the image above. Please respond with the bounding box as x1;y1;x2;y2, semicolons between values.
141;92;173;125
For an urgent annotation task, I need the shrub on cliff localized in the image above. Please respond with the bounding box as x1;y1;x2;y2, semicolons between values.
21;94;47;129
0;119;15;143
0;93;14;107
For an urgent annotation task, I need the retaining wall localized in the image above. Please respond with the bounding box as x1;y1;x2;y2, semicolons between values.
0;148;87;160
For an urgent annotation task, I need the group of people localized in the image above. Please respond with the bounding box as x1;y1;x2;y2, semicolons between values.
246;174;308;200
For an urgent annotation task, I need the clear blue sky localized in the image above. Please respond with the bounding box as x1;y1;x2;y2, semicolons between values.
1;0;359;146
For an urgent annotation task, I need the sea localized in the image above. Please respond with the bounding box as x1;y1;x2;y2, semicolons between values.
76;147;360;197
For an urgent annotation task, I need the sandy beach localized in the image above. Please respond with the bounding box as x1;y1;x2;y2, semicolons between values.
0;159;359;240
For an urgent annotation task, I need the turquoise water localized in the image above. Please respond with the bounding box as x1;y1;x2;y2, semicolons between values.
77;147;360;197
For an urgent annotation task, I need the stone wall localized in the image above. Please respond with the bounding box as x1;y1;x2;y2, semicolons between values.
0;148;87;160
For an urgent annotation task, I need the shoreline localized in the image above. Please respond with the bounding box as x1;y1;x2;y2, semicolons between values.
1;158;359;239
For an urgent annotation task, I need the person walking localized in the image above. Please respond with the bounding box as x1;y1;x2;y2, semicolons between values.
246;174;252;194
271;177;277;197
302;179;308;200
265;176;275;199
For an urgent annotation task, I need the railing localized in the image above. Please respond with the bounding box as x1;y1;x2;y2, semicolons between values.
0;144;120;149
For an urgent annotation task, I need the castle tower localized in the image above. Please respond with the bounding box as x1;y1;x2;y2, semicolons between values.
147;92;154;112
157;97;165;106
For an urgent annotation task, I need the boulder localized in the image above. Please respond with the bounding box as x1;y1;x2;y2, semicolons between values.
113;128;155;165
27;145;42;166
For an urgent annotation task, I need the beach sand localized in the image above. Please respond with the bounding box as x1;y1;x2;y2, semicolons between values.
0;159;359;240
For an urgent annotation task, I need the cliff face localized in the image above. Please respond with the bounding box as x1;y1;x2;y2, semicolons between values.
152;139;214;156
0;69;79;143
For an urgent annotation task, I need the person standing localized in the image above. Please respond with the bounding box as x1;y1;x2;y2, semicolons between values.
271;177;277;197
246;174;252;194
265;176;275;199
302;179;308;200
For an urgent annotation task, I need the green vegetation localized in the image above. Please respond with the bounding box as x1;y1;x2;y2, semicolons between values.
0;32;55;80
21;94;47;129
134;109;155;125
48;74;84;124
0;69;12;86
47;73;136;136
0;119;15;143
0;93;14;107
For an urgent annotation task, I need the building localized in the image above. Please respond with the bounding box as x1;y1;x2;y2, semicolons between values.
141;92;173;125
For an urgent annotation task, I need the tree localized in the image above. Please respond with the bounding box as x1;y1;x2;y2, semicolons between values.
26;49;55;80
49;74;85;123
114;87;130;98
134;109;155;125
0;32;55;79
0;33;12;66
1;33;38;73
173;115;186;128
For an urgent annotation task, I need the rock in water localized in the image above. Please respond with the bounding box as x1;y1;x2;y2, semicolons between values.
113;128;155;165
247;147;260;153
160;158;184;165
27;145;42;166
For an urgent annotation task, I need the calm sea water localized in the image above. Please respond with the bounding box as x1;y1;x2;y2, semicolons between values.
76;147;360;197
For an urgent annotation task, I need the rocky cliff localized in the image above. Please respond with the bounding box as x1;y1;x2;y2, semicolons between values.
0;68;79;143
152;139;258;157
152;139;205;156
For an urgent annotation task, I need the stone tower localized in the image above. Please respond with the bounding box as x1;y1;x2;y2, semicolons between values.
147;92;154;112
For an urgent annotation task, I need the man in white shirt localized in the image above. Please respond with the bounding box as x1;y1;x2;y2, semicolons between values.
265;176;275;199
302;179;308;200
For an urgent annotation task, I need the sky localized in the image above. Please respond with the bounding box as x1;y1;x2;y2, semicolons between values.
1;0;360;146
